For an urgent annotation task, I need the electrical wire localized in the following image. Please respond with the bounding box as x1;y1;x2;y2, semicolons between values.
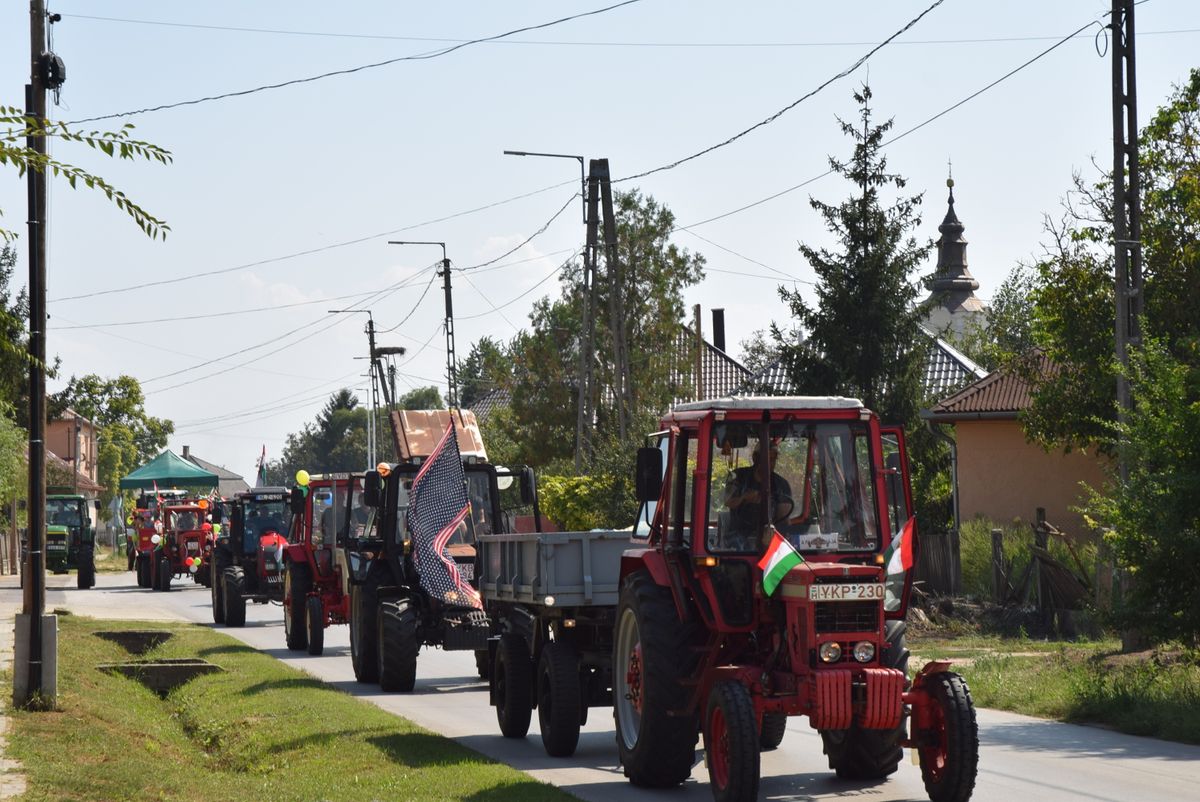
678;229;812;284
376;269;439;334
457;193;579;271
173;370;363;427
458;270;520;332
457;248;582;321
65;1;644;126
615;0;948;184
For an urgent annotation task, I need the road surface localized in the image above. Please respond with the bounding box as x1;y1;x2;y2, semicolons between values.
4;571;1200;802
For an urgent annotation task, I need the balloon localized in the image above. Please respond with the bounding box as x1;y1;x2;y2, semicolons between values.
295;470;310;487
150;534;161;545
185;557;193;567
197;498;209;510
189;563;198;573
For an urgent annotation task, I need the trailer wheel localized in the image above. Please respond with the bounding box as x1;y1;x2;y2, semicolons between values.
136;554;150;588
223;567;247;627
705;680;760;802
306;595;325;656
821;619;909;779
918;672;978;802
350;571;383;683
285;562;311;651
378;600;419;692
613;570;700;788
537;641;582;757
495;633;533;738
760;712;788;751
157;555;172;592
210;556;228;624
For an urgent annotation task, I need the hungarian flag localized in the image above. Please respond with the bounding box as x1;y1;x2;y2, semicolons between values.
255;445;267;487
884;517;916;576
758;529;803;597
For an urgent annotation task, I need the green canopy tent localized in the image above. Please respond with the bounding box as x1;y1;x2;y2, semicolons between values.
119;450;220;491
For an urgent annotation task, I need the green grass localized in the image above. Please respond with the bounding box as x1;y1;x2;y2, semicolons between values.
7;615;574;802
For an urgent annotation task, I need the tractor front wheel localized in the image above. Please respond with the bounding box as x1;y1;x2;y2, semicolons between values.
136;554;150;588
613;570;700;788
495;633;533;738
760;712;788;751
918;672;979;802
378;600;419;692
285;562;311;651
537;640;581;757
306;594;325;656
704;680;760;802
350;573;381;683
210;556;227;624
77;553;95;590
157;555;172;592
223;567;247;627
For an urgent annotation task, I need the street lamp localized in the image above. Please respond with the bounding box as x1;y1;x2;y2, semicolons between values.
503;150;586;224
329;308;380;468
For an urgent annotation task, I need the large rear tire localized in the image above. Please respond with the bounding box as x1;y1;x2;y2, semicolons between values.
760;712;788;751
157;554;172;592
223;567;247;627
306;594;325;656
378;600;419;692
495;633;533;738
613;570;701;788
136;554;150;588
350;569;384;683
918;672;979;802
704;680;760;802
77;554;95;590
210;555;228;624
821;619;910;779
537;641;582;757
285;562;311;651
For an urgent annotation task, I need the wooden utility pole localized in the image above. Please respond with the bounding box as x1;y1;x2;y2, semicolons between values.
596;159;631;440
576;167;602;470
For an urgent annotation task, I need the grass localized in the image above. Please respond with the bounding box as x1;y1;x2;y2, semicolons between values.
911;632;1200;743
6;614;574;802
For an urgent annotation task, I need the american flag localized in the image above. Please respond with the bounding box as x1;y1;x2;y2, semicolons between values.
408;420;481;609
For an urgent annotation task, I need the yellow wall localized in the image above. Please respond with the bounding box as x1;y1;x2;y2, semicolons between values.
954;419;1109;535
46;417;99;482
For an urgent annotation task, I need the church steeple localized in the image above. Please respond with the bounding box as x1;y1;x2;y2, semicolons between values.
923;174;984;337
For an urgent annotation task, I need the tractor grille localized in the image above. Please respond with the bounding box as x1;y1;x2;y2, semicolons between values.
814;601;878;633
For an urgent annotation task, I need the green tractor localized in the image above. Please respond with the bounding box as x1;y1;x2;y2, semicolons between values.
46;494;100;589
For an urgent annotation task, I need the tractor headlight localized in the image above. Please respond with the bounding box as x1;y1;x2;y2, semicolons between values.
853;641;876;663
818;642;842;663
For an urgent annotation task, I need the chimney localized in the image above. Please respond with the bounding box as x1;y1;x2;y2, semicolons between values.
711;308;726;353
182;445;191;460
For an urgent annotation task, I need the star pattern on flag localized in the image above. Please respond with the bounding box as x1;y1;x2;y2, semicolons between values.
409;421;481;609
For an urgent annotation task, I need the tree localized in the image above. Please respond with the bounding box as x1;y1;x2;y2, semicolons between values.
949;264;1037;373
0;245;30;410
0;401;26;524
50;374;173;509
273;390;368;481
397;386;444;410
458;336;509;409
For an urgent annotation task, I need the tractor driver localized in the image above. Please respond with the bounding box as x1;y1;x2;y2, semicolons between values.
721;443;793;551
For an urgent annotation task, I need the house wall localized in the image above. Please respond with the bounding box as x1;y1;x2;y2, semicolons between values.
46;417;99;483
954;418;1109;535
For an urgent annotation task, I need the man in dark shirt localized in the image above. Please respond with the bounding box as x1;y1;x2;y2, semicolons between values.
722;444;793;550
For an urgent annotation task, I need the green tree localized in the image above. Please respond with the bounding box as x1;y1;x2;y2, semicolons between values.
949;264;1037;373
50;374;174;508
458;336;509;409
0;245;30;410
0;401;26;525
275;390;368;479
397;386;444;410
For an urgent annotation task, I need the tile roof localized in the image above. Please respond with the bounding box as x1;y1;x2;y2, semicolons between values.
925;353;1052;420
667;327;754;406
184;454;250;497
469;388;511;423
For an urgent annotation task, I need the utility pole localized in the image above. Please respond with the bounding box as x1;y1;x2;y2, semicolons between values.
595;159;631;440
579;167;601;469
388;241;454;408
366;314;379;468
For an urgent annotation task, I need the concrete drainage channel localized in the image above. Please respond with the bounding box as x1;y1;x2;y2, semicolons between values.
95;630;224;697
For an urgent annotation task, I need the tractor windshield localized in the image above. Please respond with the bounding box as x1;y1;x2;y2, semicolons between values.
707;421;880;555
243;498;290;540
313;478;362;546
47;498;84;528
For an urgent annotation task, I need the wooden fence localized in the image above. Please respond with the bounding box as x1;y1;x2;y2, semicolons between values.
914;528;960;596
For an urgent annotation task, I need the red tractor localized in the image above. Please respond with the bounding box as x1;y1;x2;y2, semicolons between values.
151;502;212;592
613;397;978;802
282;473;363;656
132;488;190;588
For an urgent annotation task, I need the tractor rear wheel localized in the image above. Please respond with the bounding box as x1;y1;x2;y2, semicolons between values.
126;542;135;572
760;712;788;751
77;554;95;590
537;640;582;757
495;632;533;738
157;555;172;592
613;570;700;788
350;570;383;683
704;680;760;802
378;600;419;692
306;594;325;656
918;672;978;802
223;567;247;627
211;556;228;624
285;562;311;651
821;620;910;779
136;554;150;588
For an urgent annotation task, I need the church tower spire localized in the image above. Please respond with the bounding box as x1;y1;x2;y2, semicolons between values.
923;174;984;337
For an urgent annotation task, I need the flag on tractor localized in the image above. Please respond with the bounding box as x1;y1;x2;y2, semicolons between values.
758;528;803;596
408;420;481;609
884;517;916;576
255;445;267;487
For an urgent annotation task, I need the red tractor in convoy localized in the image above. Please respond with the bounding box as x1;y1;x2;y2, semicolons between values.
131;488;190;588
282;473;363;656
209;487;291;626
606;397;977;802
150;502;213;592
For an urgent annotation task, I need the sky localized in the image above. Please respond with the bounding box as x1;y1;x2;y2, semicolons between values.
1;0;1197;482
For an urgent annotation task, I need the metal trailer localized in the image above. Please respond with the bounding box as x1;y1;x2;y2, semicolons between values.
478;528;630;757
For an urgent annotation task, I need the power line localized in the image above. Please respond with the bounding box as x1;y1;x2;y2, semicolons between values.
65;1;644;125
173;371;363;428
459;270;521;332
376;269;440;334
458;193;579;271
678;229;811;284
615;0;948;184
60;13;1200;47
458;248;581;320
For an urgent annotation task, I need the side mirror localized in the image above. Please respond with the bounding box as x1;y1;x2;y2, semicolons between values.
210;506;223;525
289;486;306;514
635;447;663;503
363;471;382;508
519;466;535;505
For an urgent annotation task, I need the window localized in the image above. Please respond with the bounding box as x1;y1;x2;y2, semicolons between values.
634;434;670;539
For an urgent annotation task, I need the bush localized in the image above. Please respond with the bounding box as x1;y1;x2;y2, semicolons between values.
959;516;1098;603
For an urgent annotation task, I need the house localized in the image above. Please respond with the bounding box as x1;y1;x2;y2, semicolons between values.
921;358;1109;535
181;445;250;498
45;408;102;497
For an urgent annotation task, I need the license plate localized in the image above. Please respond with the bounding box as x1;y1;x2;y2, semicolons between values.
456;562;474;581
187;542;199;552
47;543;66;551
809;583;884;602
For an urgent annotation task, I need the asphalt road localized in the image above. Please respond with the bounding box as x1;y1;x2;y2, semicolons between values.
5;570;1200;802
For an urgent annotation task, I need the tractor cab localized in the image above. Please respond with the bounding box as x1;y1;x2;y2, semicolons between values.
45;494;100;587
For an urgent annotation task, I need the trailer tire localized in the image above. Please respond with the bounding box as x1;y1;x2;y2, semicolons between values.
136;554;150;588
760;712;788;751
306;594;325;656
157;554;172;592
538;641;582;757
495;633;533;738
821;619;909;779
918;672;978;802
705;680;761;802
378;600;419;692
211;555;228;624
223;567;247;627
613;570;701;788
350;570;383;683
285;562;311;651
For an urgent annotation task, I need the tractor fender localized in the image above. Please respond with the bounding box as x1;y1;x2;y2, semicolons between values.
619;547;671;587
912;660;954;686
283;543;309;565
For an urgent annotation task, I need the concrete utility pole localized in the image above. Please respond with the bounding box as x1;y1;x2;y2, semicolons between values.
388;241;454;409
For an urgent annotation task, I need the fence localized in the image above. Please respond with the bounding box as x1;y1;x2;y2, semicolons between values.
914;528;960;596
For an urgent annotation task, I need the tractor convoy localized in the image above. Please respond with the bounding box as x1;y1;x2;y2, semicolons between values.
111;397;978;802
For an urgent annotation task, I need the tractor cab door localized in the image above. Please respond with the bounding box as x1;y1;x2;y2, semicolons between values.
880;426;916;617
633;431;671;541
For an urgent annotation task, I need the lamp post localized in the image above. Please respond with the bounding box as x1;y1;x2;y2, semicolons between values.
504;150;592;471
329;308;379;469
388;241;459;409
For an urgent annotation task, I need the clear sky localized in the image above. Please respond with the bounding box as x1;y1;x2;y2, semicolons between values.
2;1;1197;482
